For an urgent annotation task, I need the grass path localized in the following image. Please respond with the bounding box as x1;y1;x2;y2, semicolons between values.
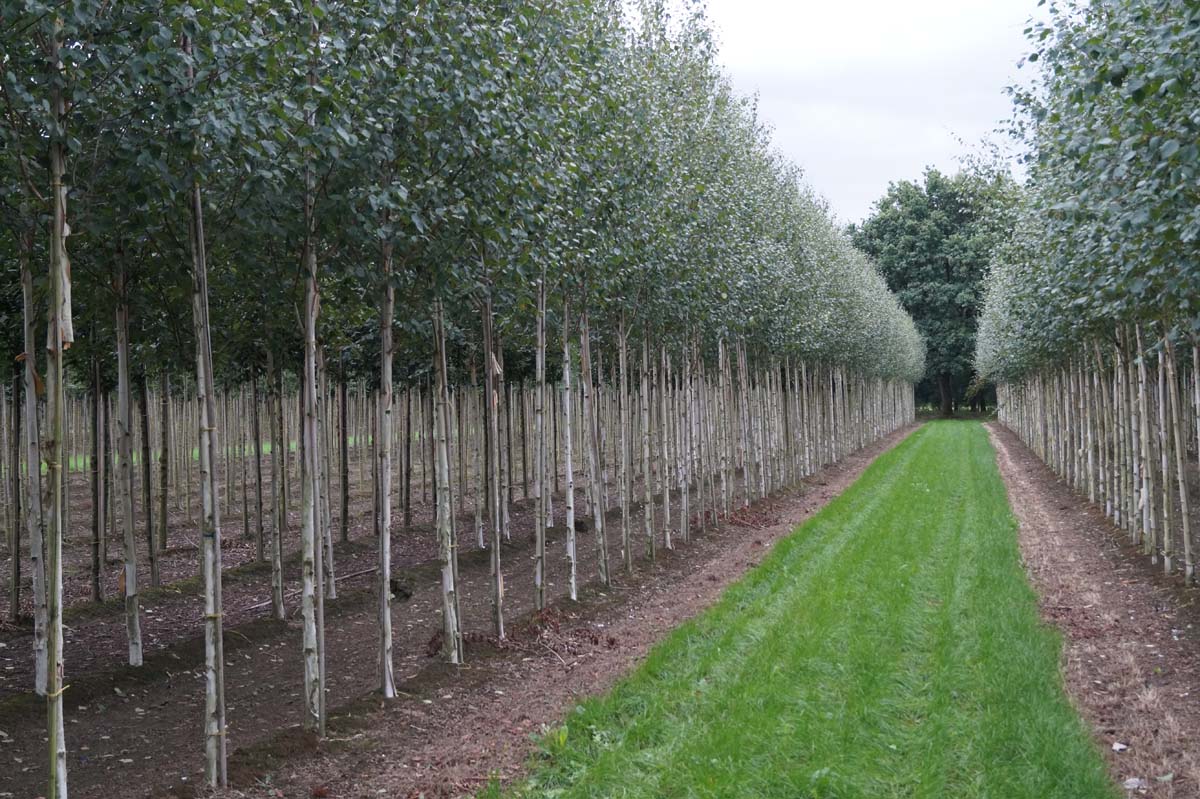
494;421;1116;799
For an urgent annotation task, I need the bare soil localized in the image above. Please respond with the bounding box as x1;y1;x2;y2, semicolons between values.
1;447;447;699
0;427;916;799
988;423;1200;799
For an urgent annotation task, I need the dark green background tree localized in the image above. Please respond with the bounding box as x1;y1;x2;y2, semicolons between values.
852;167;1012;416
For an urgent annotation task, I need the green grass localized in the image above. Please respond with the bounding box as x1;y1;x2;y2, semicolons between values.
499;421;1116;799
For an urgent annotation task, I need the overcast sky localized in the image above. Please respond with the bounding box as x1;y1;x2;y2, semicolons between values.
703;0;1041;224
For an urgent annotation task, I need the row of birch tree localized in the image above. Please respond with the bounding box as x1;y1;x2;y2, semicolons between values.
977;0;1200;580
0;0;923;794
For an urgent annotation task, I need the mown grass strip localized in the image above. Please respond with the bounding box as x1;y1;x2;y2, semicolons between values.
491;421;1115;799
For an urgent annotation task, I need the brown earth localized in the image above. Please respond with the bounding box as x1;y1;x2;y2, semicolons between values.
0;426;917;799
988;423;1200;799
0;445;447;699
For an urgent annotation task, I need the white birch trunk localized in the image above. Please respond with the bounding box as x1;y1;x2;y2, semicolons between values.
45;47;71;792
581;311;609;584
618;318;631;571
640;338;654;560
1165;336;1191;580
534;275;547;609
433;300;464;661
376;241;396;695
20;236;47;695
562;304;577;601
114;267;143;667
660;346;672;550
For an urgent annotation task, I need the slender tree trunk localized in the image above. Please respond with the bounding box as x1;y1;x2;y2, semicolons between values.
159;373;170;553
280;369;289;537
222;393;232;519
2;388;9;571
660;346;672;550
618;317;631;572
300;198;325;731
339;360;349;543
427;379;436;503
472;368;484;549
1194;344;1200;546
433;299;464;660
501;361;510;513
8;377;21;626
1136;326;1155;554
20;225;48;690
268;355;285;619
92;364;103;603
103;396;114;560
641;338;654;561
62;379;71;548
45;36;72;790
483;292;506;637
1157;352;1172;570
681;367;691;521
737;344;753;505
140;378;159;587
534;274;547;608
1165;335;1192;582
403;386;412;529
500;344;512;536
297;11;327;735
252;372;265;563
185;392;194;525
318;350;335;600
184;33;228;782
716;340;730;517
521;382;529;502
457;390;467;523
240;388;251;544
562;302;577;600
1152;353;1169;567
114;261;143;666
581;311;609;584
376;242;397;693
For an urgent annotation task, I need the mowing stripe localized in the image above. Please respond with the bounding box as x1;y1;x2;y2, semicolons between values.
497;422;1116;799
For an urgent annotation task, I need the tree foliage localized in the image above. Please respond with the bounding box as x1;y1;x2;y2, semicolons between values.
0;0;923;389
976;0;1200;381
854;168;1015;412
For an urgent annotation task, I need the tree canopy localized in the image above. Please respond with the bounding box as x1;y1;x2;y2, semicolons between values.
0;0;925;390
975;0;1200;383
853;167;1015;414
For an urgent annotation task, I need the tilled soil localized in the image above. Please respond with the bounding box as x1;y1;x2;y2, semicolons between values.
0;427;916;799
988;423;1200;798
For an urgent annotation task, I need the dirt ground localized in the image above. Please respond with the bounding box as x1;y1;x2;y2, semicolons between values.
988;423;1200;799
0;427;917;799
0;446;448;699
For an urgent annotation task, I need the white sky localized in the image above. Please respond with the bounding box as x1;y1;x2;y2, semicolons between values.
703;0;1041;224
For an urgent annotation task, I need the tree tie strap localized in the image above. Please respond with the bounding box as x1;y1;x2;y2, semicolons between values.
46;683;70;699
